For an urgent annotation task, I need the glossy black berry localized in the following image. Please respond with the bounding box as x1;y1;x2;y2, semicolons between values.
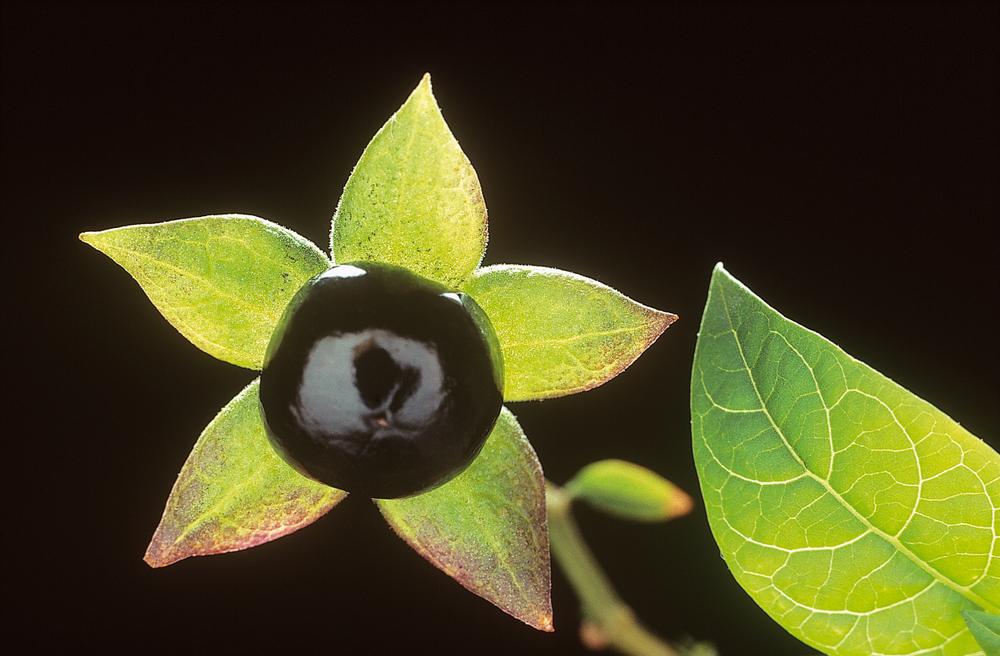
258;262;504;498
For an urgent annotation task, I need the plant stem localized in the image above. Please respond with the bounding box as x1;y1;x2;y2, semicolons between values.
546;482;715;656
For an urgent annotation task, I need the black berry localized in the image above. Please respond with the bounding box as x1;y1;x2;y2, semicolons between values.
258;262;504;498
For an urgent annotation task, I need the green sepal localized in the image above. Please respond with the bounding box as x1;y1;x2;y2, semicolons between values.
81;215;329;369
462;264;676;401
376;407;553;631
691;263;1000;656
565;459;693;522
144;379;346;567
331;74;487;289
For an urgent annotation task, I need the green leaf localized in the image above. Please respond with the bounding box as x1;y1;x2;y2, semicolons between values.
81;215;330;369
144;379;346;567
565;459;693;522
462;264;676;401
691;263;1000;656
331;73;487;289
963;611;1000;656
376;407;553;631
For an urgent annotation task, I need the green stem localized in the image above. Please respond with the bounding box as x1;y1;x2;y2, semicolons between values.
546;482;714;656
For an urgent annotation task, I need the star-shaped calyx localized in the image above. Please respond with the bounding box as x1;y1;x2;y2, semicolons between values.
79;74;676;631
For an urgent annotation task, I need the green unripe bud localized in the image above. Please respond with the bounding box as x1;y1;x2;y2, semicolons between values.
564;459;692;522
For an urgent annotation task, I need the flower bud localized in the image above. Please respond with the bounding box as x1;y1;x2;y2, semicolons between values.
565;459;693;522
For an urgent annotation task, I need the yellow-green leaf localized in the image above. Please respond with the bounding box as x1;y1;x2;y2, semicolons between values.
144;379;346;567
376;407;552;631
331;73;487;288
81;215;330;369
691;263;1000;656
462;264;676;401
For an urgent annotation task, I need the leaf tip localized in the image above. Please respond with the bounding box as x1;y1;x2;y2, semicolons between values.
655;309;679;332
408;72;435;107
142;554;165;568
640;309;678;356
142;538;179;569
143;521;196;568
961;610;1000;655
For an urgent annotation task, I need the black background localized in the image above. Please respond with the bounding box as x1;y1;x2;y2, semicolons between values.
4;3;997;655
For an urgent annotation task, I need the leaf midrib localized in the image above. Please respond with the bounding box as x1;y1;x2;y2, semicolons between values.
383;412;543;614
105;243;274;321
502;321;662;350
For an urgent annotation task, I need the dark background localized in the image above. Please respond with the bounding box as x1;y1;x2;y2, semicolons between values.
4;2;997;655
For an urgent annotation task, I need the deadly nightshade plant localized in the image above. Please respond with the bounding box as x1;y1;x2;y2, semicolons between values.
79;75;678;634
